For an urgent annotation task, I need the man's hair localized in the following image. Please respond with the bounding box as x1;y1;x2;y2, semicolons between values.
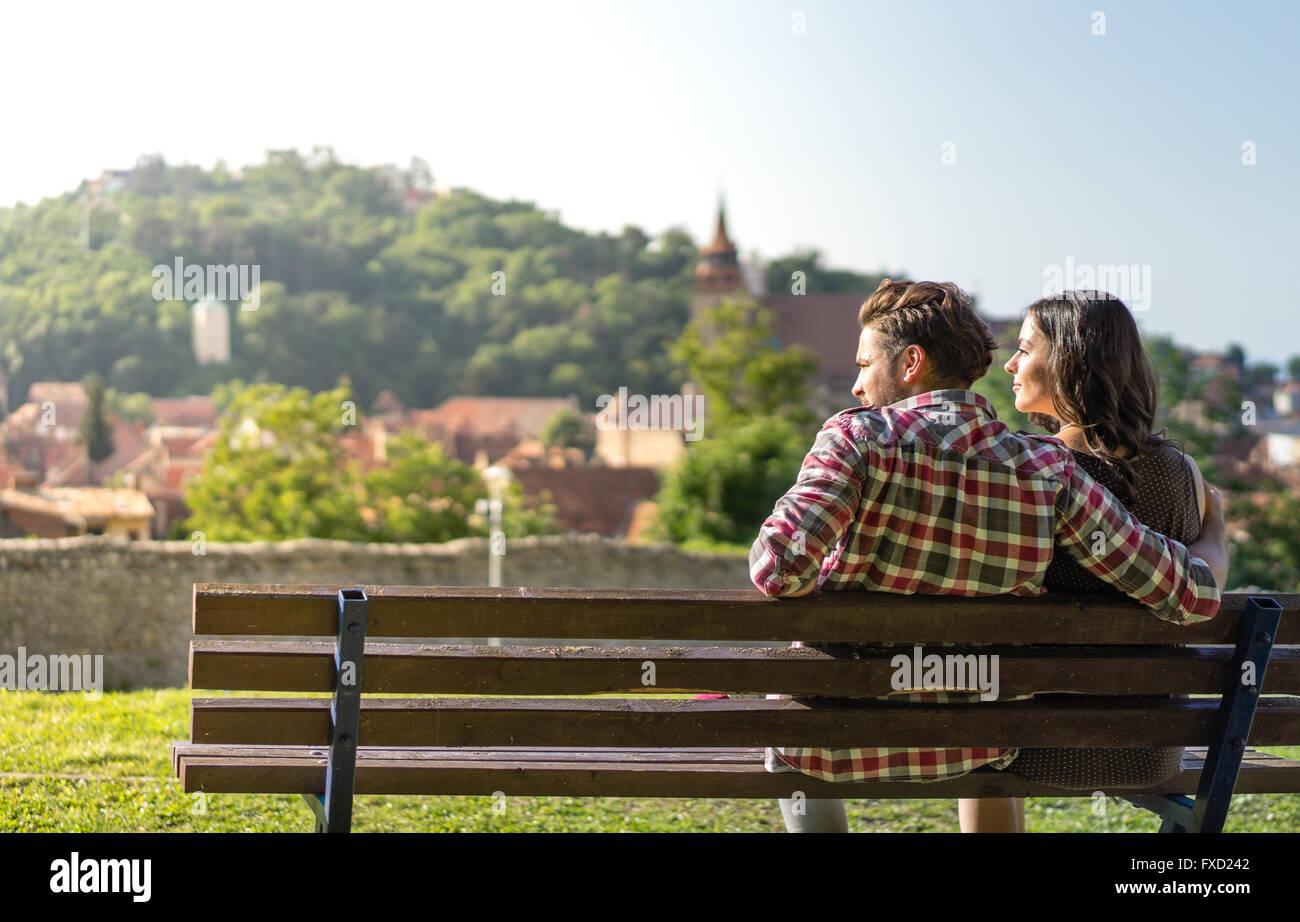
857;279;997;388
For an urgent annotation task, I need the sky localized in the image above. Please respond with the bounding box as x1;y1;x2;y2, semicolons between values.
2;0;1296;364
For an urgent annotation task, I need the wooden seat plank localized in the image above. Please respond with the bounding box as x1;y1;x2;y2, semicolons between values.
188;694;1300;748
171;743;1300;798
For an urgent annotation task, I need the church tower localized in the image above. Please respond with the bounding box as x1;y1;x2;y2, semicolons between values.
690;200;748;319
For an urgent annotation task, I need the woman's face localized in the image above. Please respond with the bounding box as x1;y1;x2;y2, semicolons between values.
1003;316;1057;417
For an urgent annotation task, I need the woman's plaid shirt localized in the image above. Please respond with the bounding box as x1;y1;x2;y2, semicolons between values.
749;389;1221;783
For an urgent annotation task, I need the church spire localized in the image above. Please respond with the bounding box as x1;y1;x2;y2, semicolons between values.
693;194;743;297
704;196;736;257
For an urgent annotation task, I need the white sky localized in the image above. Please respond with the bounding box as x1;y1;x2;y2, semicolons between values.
3;0;1297;365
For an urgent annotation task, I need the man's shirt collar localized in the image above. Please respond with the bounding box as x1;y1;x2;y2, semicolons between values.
887;388;998;422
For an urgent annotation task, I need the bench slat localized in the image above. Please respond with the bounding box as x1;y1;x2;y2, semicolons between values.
189;641;1300;696
189;695;1300;748
192;585;1300;644
171;743;1300;798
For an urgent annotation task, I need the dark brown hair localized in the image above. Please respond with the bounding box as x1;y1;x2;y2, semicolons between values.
857;279;997;388
1024;290;1178;505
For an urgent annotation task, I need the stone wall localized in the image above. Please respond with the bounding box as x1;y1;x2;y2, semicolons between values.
0;535;750;689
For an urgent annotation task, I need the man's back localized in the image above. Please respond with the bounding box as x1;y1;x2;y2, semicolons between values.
751;388;1218;620
748;387;1220;783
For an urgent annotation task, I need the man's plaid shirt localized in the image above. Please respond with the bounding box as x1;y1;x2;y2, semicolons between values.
749;388;1221;784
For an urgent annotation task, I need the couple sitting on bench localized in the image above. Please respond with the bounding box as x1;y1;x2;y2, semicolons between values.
744;279;1228;833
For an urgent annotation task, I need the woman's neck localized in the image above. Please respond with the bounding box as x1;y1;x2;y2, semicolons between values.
1056;424;1130;458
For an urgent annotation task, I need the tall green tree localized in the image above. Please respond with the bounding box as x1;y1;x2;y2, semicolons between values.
79;372;116;474
669;296;820;432
654;297;822;549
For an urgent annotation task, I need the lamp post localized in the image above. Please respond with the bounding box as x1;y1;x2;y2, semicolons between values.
476;464;511;646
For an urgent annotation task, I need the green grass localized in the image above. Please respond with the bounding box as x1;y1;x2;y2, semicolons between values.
1;688;1297;832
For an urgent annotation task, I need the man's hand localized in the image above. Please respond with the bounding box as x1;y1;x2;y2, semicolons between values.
1188;483;1228;590
777;579;817;598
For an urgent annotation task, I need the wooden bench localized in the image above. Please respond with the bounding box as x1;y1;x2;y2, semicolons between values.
172;584;1300;833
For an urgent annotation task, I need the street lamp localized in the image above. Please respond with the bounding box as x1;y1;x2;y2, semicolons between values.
476;464;512;645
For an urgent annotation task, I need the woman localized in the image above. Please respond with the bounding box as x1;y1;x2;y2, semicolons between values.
970;289;1222;833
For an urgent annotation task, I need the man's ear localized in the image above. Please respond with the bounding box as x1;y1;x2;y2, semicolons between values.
901;344;927;384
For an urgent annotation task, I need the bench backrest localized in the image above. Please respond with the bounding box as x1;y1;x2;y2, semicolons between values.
188;585;1300;751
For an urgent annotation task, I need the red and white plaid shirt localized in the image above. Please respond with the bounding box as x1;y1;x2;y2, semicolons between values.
749;388;1220;783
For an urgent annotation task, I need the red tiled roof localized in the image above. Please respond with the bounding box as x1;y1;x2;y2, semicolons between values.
423;397;577;439
28;382;87;407
152;396;217;428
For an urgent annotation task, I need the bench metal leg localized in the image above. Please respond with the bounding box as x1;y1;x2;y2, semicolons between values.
1122;595;1281;833
302;794;327;833
1124;794;1193;832
306;588;368;833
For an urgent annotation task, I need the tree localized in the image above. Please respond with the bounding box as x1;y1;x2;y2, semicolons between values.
79;372;115;474
183;383;366;541
654;296;823;548
1227;491;1300;592
1224;343;1246;375
763;249;888;295
670;296;821;432
360;431;555;542
184;382;557;542
540;407;595;458
1244;362;1278;392
653;416;810;547
1288;355;1300;382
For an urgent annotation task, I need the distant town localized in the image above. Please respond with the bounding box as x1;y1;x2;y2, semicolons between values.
1;198;1296;547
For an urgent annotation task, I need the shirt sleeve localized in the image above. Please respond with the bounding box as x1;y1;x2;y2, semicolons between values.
1053;451;1220;624
749;417;866;596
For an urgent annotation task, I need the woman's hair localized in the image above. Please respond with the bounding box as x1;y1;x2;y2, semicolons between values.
1023;290;1180;506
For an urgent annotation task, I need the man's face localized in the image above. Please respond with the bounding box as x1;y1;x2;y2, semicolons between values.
852;325;913;408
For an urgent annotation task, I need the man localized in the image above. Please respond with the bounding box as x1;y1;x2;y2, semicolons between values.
749;279;1227;833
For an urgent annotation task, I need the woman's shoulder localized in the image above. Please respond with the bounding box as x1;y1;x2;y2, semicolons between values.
1133;440;1197;476
1133;441;1205;523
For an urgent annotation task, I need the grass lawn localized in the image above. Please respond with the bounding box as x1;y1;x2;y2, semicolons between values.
1;688;1297;833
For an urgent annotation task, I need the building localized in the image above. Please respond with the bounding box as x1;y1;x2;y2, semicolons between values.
406;396;578;466
1264;423;1300;469
1;382;88;477
0;485;154;539
592;391;687;469
192;299;231;365
1274;381;1300;418
500;439;662;536
689;202;870;408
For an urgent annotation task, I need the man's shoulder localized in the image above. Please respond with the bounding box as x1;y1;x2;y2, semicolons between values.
823;403;922;440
